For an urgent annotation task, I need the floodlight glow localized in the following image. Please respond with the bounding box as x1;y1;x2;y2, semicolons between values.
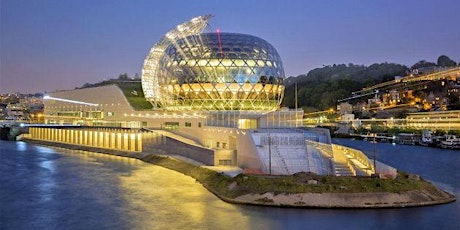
43;95;99;106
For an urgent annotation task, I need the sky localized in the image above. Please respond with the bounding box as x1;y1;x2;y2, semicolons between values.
1;0;459;94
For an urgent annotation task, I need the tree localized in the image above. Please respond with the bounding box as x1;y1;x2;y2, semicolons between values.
437;55;457;67
411;60;436;69
118;73;129;80
283;62;407;110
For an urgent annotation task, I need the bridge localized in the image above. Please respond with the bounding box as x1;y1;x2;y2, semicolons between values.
0;121;29;140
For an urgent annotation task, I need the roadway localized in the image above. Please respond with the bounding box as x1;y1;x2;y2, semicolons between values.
339;67;460;102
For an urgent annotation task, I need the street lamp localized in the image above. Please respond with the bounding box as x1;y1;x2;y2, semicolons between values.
268;132;272;175
268;133;272;175
373;133;377;176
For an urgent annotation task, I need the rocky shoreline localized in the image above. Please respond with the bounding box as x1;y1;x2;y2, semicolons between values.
208;188;455;208
22;138;456;208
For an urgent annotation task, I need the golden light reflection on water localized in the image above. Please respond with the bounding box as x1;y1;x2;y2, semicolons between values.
118;162;251;230
60;148;142;167
17;144;256;229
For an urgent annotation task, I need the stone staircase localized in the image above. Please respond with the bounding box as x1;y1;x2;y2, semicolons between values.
251;131;325;175
333;162;356;176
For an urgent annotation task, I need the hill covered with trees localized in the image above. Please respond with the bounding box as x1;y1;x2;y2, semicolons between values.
283;55;458;111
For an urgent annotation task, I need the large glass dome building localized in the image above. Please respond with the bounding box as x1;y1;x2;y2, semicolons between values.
142;15;285;111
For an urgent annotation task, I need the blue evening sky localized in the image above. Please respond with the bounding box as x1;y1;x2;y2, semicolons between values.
1;0;459;93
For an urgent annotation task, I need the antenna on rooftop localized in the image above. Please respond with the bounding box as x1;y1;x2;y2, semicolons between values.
216;28;223;58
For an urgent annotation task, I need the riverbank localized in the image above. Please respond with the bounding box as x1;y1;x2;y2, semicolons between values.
22;138;456;208
332;131;460;150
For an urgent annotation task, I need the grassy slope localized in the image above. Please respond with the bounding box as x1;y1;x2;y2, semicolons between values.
140;154;438;199
115;82;153;110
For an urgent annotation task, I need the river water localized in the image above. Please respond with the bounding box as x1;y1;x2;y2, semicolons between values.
0;139;459;230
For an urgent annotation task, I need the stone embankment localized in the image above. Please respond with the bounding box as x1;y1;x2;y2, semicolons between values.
22;138;456;208
222;189;455;208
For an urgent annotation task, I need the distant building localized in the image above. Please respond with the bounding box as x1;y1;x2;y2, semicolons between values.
342;113;355;123
0;104;7;119
338;102;353;115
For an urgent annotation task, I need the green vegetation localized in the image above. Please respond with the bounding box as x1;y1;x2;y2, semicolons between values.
283;55;458;111
115;81;153;110
283;63;408;110
437;55;457;67
227;172;436;195
78;73;152;110
140;154;439;199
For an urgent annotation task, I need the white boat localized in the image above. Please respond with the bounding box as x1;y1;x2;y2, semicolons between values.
419;130;434;146
440;135;460;149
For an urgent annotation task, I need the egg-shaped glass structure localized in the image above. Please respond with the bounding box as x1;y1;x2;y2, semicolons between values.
142;16;285;111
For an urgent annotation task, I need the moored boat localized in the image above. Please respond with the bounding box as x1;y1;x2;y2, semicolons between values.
419;130;434;146
440;134;460;149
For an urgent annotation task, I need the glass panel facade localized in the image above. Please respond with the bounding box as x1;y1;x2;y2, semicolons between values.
157;33;285;111
142;17;286;111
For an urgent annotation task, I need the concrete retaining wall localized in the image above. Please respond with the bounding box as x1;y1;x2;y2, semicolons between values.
143;135;214;165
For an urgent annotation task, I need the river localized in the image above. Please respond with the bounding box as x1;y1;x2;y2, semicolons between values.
1;139;459;230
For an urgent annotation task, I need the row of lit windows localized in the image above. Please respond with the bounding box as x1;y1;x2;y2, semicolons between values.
167;51;278;61
170;93;282;101
167;77;285;85
166;59;279;68
163;121;201;130
178;46;268;54
176;37;274;50
46;103;121;109
51;111;111;119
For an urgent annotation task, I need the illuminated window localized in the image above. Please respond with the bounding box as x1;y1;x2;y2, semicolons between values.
238;119;257;129
219;159;232;166
164;122;179;130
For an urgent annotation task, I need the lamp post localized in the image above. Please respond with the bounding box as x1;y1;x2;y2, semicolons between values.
268;133;272;175
373;133;377;175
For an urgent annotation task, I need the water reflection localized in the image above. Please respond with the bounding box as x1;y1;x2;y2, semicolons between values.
2;140;459;230
15;141;27;152
37;159;56;203
4;142;252;229
119;162;251;229
33;145;56;154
